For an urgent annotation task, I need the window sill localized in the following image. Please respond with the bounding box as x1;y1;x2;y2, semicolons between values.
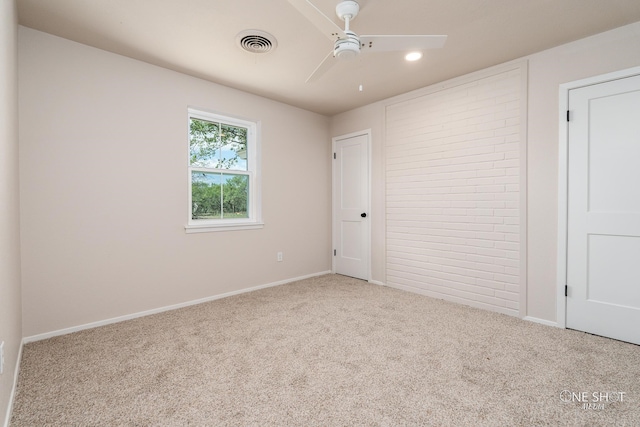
185;222;264;234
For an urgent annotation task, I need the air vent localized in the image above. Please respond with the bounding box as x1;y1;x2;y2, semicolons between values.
236;30;277;54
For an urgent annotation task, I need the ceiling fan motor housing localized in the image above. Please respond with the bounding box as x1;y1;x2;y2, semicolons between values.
334;30;360;59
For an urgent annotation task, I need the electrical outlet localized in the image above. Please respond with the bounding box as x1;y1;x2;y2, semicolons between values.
277;252;283;262
0;341;4;375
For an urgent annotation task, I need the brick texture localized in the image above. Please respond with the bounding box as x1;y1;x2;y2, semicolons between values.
385;67;523;316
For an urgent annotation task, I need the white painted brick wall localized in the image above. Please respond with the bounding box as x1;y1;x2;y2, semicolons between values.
385;67;523;316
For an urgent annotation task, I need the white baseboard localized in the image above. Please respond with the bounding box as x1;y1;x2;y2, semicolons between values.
368;279;385;287
3;339;24;427
524;316;559;328
23;271;332;343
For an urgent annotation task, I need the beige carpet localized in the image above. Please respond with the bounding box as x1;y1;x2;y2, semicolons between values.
10;274;640;426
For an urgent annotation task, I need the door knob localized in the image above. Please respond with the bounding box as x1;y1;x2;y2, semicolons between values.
361;213;367;218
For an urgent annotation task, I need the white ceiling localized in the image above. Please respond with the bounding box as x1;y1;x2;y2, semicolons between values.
17;0;640;116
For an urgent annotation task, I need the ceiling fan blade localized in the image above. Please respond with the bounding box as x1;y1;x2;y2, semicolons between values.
359;35;447;53
287;0;346;41
306;50;337;83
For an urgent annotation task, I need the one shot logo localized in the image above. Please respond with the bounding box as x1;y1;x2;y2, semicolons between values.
560;390;627;411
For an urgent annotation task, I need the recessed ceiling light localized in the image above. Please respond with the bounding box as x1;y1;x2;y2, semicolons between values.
405;51;423;62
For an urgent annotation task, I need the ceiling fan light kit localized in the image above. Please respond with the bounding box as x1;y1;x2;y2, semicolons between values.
334;31;360;59
288;0;447;82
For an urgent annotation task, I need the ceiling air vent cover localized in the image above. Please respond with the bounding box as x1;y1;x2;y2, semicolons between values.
236;30;277;54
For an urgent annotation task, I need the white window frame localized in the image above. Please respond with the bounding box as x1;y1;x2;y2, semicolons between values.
185;108;263;233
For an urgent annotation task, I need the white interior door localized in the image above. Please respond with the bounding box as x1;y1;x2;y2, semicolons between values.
566;74;640;345
333;132;370;280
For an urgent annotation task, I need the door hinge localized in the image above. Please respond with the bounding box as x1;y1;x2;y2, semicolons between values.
566;110;570;122
334;249;336;256
565;285;568;297
333;152;336;159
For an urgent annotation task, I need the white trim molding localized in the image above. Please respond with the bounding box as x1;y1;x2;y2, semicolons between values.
557;65;640;329
3;340;23;427
523;316;559;328
23;271;332;343
518;62;529;319
186;109;262;233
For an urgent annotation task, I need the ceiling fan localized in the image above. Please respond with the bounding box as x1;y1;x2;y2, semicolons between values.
288;0;448;83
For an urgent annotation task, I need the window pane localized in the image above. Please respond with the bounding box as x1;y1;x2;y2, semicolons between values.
222;174;249;219
188;118;249;171
191;172;222;219
220;123;248;171
220;142;247;171
189;119;220;168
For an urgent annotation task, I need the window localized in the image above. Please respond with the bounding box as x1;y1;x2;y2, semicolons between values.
185;109;262;233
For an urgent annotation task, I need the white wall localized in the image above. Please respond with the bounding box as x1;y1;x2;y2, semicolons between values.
15;14;640;339
331;21;640;324
19;27;332;337
0;0;22;424
526;21;640;322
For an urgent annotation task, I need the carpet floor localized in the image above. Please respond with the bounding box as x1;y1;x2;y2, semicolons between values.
10;274;640;426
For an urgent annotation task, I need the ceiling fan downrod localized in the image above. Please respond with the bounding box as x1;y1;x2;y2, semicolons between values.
334;1;361;59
